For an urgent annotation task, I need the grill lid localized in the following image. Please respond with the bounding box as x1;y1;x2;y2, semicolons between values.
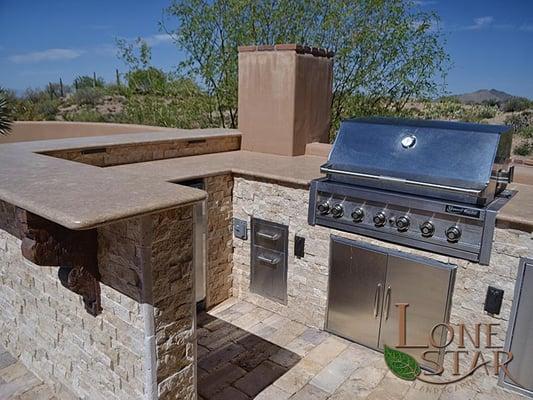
324;117;511;192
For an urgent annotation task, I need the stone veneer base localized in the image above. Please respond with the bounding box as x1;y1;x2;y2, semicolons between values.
232;176;533;390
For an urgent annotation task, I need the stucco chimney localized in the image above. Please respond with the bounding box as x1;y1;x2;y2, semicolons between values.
238;44;333;156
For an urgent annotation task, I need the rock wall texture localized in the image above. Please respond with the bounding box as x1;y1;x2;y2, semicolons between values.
44;135;240;167
232;177;533;392
205;174;234;309
0;200;197;400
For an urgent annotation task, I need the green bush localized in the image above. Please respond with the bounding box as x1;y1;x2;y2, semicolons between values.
514;142;532;156
63;108;108;123
502;97;531;113
74;75;105;89
35;99;60;120
126;67;167;94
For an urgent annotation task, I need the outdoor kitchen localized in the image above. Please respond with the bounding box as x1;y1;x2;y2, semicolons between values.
1;44;533;400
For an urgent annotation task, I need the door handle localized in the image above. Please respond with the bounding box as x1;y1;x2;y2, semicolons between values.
257;231;281;241
257;254;280;265
373;283;382;318
384;286;392;320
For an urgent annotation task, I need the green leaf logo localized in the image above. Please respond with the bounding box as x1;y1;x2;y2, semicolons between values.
384;345;421;381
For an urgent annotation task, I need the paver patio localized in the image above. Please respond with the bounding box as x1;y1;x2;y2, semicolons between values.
1;298;527;399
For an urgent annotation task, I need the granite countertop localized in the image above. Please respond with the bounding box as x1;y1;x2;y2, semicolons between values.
0;129;531;231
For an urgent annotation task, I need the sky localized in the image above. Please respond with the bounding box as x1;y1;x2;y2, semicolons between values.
0;0;532;98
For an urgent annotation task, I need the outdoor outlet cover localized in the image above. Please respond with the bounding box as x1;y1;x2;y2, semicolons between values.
233;218;248;240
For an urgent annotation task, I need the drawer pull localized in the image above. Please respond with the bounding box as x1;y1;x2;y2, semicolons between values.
257;254;280;265
257;231;281;241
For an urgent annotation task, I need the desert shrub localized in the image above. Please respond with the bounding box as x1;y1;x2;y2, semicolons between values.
74;75;105;89
71;88;104;106
439;95;461;104
34;99;60;120
126;67;167;94
482;99;500;107
63;108;121;122
514;142;532;156
475;107;496;120
502;97;531;113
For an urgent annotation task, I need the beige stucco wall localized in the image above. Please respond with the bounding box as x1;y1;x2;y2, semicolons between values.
0;121;175;144
238;48;333;156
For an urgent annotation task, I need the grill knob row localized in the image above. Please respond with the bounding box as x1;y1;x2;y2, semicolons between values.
317;203;461;243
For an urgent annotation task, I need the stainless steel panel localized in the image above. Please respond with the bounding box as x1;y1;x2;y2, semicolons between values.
326;236;387;349
250;218;288;304
500;258;533;397
378;252;456;371
252;219;287;252
250;245;287;302
193;200;207;303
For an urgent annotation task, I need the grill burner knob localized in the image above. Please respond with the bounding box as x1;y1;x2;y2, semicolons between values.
351;208;365;222
445;226;462;243
396;216;410;232
373;211;387;227
317;201;330;215
331;204;344;218
420;221;435;237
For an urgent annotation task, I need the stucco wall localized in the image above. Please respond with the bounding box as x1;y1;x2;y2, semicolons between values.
0;121;175;144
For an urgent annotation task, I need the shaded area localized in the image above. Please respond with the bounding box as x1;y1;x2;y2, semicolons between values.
197;312;301;400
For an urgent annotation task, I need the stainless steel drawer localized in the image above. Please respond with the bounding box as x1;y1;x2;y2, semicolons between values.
252;218;288;252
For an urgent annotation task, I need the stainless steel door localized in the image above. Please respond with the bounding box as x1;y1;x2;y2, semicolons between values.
378;253;456;370
250;218;288;304
326;237;387;349
500;258;533;396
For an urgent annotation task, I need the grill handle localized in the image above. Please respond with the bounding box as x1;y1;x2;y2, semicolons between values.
257;231;281;241
257;254;280;265
373;283;382;318
384;286;392;320
320;166;482;195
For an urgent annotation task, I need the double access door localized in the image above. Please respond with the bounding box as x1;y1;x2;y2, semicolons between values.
326;236;456;370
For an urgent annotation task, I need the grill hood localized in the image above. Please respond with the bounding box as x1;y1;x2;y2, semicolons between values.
322;117;513;205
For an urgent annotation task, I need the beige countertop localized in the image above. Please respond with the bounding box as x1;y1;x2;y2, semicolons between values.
0;129;239;229
0;129;532;232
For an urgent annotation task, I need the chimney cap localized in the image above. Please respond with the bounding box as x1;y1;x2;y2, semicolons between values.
238;44;334;57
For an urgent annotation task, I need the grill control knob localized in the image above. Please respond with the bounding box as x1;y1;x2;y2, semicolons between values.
420;221;435;237
396;216;410;232
331;204;344;218
351;208;365;222
445;226;462;243
317;201;330;215
373;211;387;227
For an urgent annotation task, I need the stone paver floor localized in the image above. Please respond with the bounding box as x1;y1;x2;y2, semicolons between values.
206;298;527;400
0;344;58;399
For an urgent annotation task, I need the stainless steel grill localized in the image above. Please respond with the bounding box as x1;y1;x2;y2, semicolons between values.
308;117;515;265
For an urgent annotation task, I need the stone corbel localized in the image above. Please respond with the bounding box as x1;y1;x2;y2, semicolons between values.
17;210;102;316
